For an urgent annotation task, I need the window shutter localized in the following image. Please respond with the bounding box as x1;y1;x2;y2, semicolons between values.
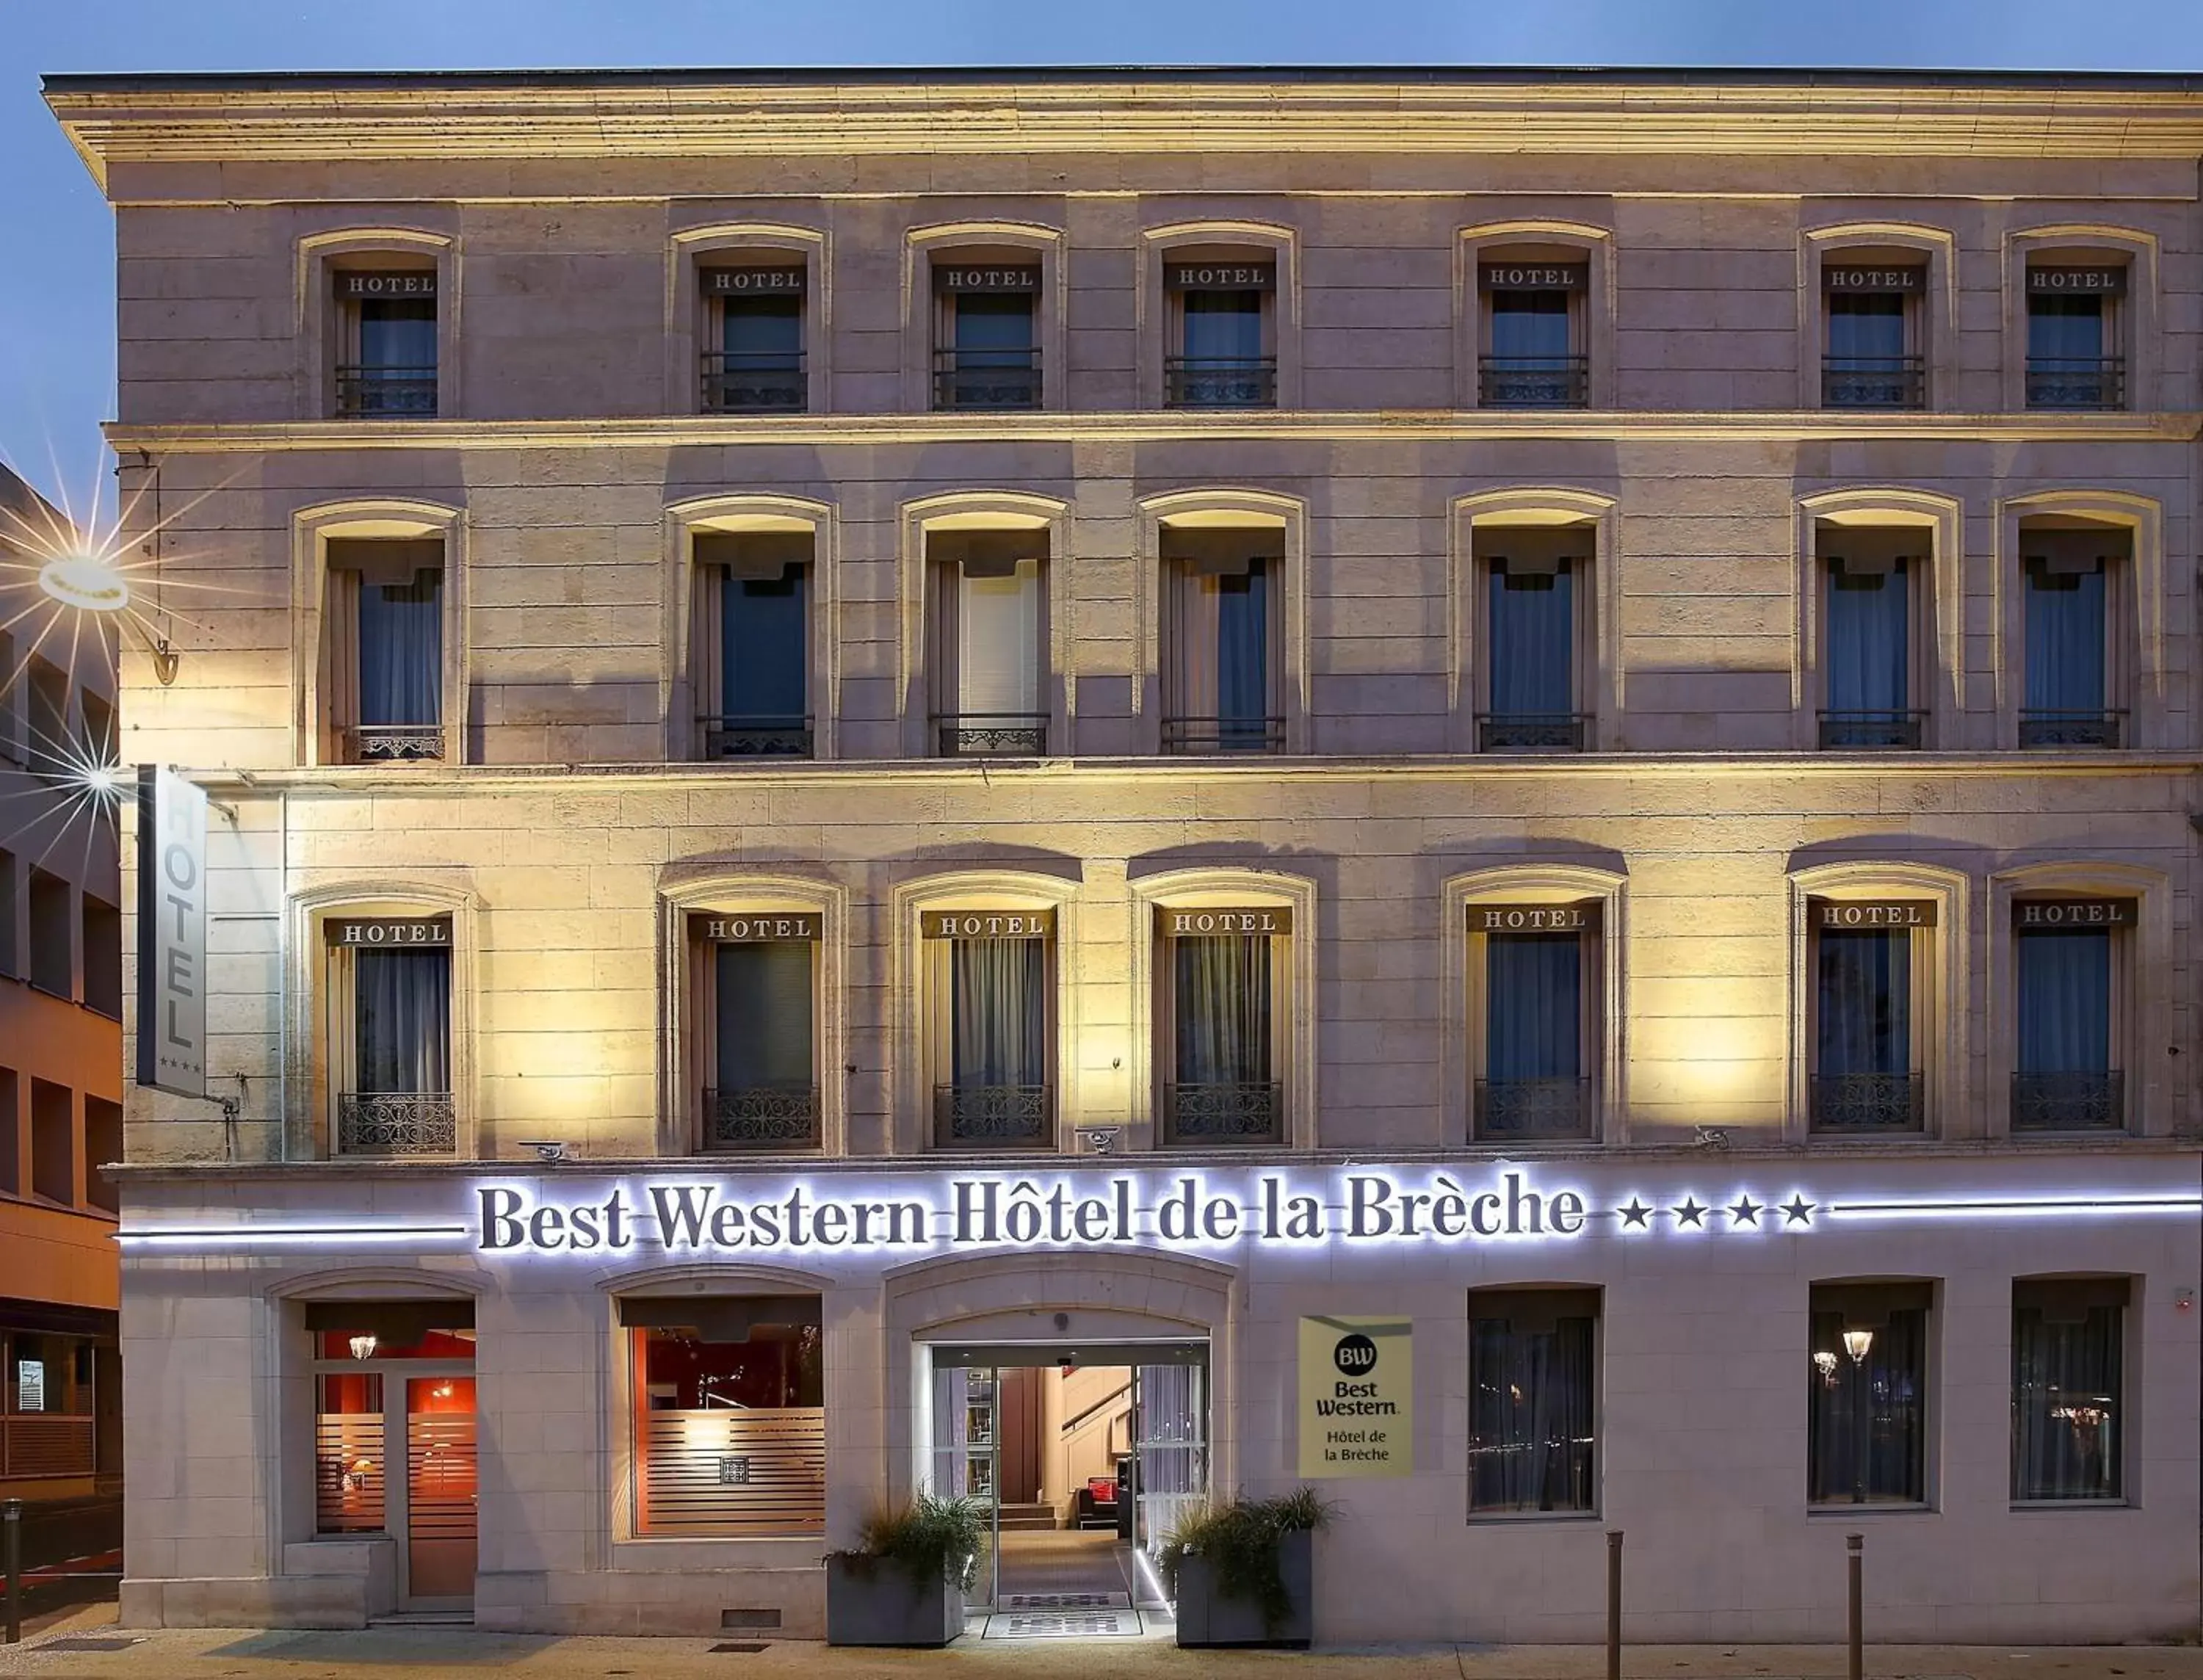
957;559;1041;715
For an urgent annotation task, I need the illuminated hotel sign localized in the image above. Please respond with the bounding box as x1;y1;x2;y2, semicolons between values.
1478;263;1587;290
922;910;1055;938
335;271;437;297
324;916;452;945
1823;266;1924;292
1157;907;1291;935
698;913;821;942
702;267;806;294
1470;901;1597;932
1165;262;1276;291
933;265;1040;293
1812;898;1937;927
2027;266;2127;294
136;765;208;1101
2014;897;2136;927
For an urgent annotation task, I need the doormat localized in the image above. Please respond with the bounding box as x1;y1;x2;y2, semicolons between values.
999;1591;1132;1609
982;1609;1143;1640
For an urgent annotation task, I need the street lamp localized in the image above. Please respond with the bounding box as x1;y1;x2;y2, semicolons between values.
1842;1328;1875;1504
36;546;179;684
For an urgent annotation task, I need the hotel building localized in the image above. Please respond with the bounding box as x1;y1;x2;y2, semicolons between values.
40;66;2203;1644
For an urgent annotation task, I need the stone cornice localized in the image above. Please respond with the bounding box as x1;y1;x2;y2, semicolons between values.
103;409;2202;455
44;73;2203;189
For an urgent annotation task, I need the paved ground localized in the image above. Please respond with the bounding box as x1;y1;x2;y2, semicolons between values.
3;1609;2203;1680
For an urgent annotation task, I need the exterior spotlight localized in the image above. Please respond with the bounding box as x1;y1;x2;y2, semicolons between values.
348;1334;378;1361
37;553;129;614
1842;1328;1875;1364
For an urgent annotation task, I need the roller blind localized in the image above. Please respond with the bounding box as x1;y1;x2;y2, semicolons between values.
958;559;1041;715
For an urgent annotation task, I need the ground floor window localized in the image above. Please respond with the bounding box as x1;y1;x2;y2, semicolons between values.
2013;1277;2127;1502
1808;1282;1929;1506
1467;1288;1598;1516
623;1294;825;1537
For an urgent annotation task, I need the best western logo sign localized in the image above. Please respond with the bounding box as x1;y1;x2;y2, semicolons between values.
1299;1316;1412;1477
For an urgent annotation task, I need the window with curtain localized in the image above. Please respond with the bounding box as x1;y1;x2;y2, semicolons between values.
1483;287;1581;408
1807;1283;1928;1506
941;286;1040;409
1822;557;1911;745
326;540;444;763
1165;916;1281;1145
2026;283;2119;410
2012;1278;2127;1502
1812;927;1920;1132
355;949;451;1097
1173;287;1270;407
932;919;1051;1146
698;930;818;1150
2013;917;2121;1131
343;291;438;418
1488;565;1575;731
327;918;454;1157
692;533;812;757
1468;1290;1598;1516
1480;931;1587;1140
2022;555;2109;744
1822;278;1920;408
1162;538;1280;753
929;532;1046;756
716;296;804;412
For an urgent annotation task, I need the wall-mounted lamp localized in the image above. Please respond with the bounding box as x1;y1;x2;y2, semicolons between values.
37;547;181;684
348;1334;378;1361
1842;1328;1875;1365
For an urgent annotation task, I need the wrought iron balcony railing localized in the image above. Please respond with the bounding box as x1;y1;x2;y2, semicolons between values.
1818;709;1925;750
700;351;806;413
1164;356;1278;408
2025;355;2125;411
335;365;438;419
1478;355;1589;409
703;1085;820;1150
1810;1071;1925;1134
1478;712;1591;752
1163;1080;1283;1145
701;714;814;758
1160;714;1285;755
935;712;1048;757
338;1092;456;1157
933;347;1041;411
1822;355;1925;410
2018;709;2124;749
2011;1070;2125;1134
933;1082;1052;1148
1474;1076;1593;1142
350;725;444;763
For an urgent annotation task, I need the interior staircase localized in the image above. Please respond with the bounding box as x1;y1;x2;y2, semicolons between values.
996;1501;1059;1532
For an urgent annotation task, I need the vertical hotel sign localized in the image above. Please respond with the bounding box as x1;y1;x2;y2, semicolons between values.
136;766;207;1099
1298;1316;1412;1477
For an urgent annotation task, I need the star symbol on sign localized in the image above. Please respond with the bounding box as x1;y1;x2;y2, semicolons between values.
1672;1198;1707;1228
1616;1198;1652;1228
1728;1195;1763;1227
1780;1195;1817;1227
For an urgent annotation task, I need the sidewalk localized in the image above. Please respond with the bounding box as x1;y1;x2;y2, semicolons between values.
4;1612;2203;1680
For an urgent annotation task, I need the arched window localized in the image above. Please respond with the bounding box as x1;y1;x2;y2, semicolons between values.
1143;491;1304;756
1459;223;1607;410
908;225;1060;413
1796;490;1961;753
1144;223;1294;410
902;493;1067;759
1804;225;1953;412
299;231;452;421
1452;490;1615;754
673;223;824;416
668;496;832;762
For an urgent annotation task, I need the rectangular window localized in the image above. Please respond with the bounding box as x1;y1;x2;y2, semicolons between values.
81;897;120;1019
1157;905;1287;1145
925;910;1053;1148
26;659;67;781
2011;898;2131;1132
690;913;820;1151
2019;529;2124;747
0;629;17;763
79;689;115;768
1165;260;1275;408
1821;263;1923;408
83;1096;120;1217
334;270;438;418
27;868;70;997
1470;901;1598;1140
325;916;455;1157
0;1068;16;1197
1809;898;1933;1133
1817;529;1925;749
1160;528;1284;754
692;532;811;758
1478;261;1587;408
308;1303;476;1543
1468;1289;1599;1516
1475;526;1593;751
325;539;445;763
29;1076;72;1205
2026;266;2124;410
0;848;17;978
624;1295;825;1538
700;266;806;413
933;264;1041;410
315;1371;388;1532
1808;1282;1930;1507
2013;1278;2127;1503
928;530;1047;756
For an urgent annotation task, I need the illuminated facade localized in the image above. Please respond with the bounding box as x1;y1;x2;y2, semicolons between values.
43;68;2203;1643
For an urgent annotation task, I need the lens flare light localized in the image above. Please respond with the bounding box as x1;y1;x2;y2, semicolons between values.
37;553;131;615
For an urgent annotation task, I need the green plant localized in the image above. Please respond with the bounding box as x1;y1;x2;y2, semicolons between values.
1155;1486;1333;1634
828;1491;988;1592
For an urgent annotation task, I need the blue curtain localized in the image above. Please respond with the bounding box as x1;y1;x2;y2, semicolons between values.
2028;296;2103;361
1827;295;1905;362
955;293;1032;355
1825;563;1908;714
358;300;435;371
950;938;1046;1087
720;572;807;721
358;574;443;727
1174;935;1270;1083
1807;1306;1926;1504
2024;565;2105;714
723;297;801;362
1489;291;1571;359
1486;933;1580;1080
2016;928;2110;1073
1216;562;1270;745
1488;563;1574;717
1183;292;1262;360
1817;929;1909;1076
715;941;813;1090
2012;1303;2122;1500
1468;1312;1595;1513
355;949;450;1094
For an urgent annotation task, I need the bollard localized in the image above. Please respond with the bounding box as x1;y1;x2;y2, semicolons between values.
1846;1533;1863;1680
2;1496;21;1645
1605;1530;1623;1680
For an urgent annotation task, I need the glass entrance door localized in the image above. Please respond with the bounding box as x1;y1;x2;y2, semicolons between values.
402;1377;477;1606
929;1363;1001;1610
1131;1362;1209;1605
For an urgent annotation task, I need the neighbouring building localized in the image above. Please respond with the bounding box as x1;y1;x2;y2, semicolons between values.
41;65;2203;1645
0;463;123;1562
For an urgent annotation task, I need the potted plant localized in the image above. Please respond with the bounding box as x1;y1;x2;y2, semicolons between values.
1156;1486;1330;1648
824;1491;985;1647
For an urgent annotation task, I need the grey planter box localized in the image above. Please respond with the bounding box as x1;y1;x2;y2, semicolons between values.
1172;1527;1313;1648
824;1555;967;1647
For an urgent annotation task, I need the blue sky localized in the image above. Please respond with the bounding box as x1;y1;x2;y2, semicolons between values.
7;0;2203;515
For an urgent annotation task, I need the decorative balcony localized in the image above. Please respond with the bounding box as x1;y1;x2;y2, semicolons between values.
1474;1077;1593;1142
700;351;806;413
1163;1081;1282;1145
1164;355;1278;408
2018;709;2124;749
350;725;444;763
1821;355;1925;410
936;712;1048;757
1160;714;1285;754
1477;355;1589;409
933;1082;1052;1147
1818;710;1925;750
338;1092;456;1157
335;364;437;418
701;714;814;758
1477;712;1590;752
2025;356;2125;411
933;347;1041;411
703;1085;820;1150
2011;1070;2124;1134
1810;1071;1925;1134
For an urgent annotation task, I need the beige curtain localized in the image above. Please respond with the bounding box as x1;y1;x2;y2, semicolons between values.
322;569;361;763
